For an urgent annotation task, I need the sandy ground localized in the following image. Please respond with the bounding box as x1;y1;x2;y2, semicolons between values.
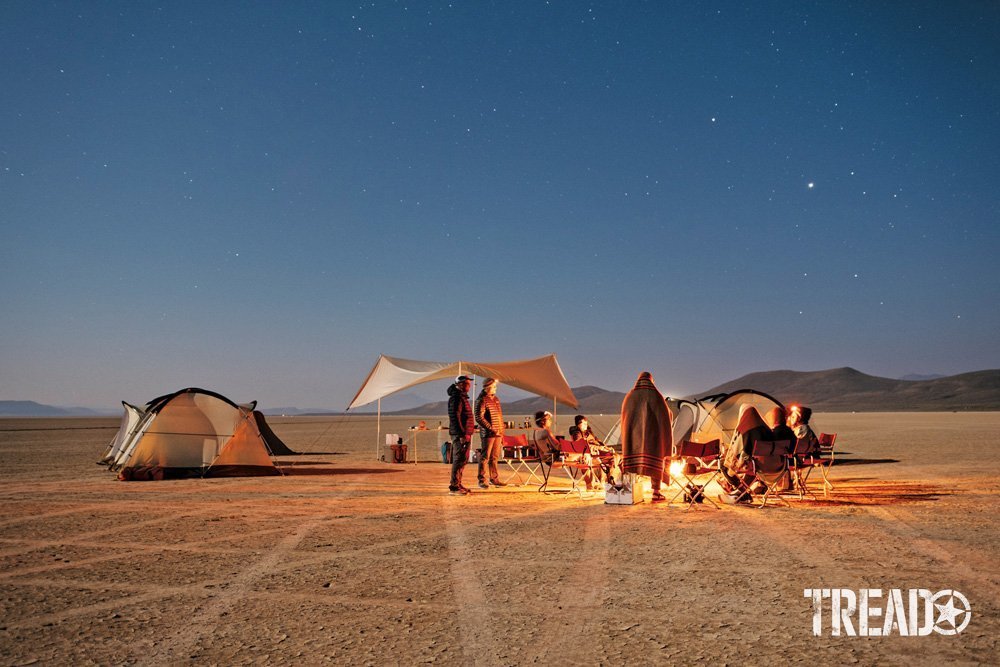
0;412;997;666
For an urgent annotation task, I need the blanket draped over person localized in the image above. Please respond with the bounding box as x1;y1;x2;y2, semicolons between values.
620;372;673;478
723;405;771;474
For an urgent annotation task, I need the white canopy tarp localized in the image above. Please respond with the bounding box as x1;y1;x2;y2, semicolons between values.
348;354;579;410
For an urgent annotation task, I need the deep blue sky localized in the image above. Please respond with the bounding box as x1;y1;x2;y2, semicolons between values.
2;1;998;410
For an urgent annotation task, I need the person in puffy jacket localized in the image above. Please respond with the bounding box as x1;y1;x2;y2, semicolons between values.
448;376;475;495
475;378;506;488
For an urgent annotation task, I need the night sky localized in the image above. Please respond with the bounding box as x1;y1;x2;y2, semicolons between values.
2;1;998;410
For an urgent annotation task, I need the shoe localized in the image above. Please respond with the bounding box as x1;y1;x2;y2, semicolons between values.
491;480;507;487
458;485;472;493
651;493;666;503
478;482;490;489
449;488;469;496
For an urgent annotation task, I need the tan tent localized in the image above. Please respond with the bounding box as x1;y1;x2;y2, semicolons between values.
112;388;280;481
604;389;785;450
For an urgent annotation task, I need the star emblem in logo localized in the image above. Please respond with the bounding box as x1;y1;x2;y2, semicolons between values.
932;589;972;635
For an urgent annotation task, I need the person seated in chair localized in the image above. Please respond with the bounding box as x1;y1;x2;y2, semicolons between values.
720;405;773;503
532;410;561;463
788;404;819;455
569;414;621;486
765;406;797;445
765;406;796;492
533;410;599;490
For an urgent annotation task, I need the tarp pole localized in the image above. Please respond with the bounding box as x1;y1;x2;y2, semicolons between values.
471;372;477;466
376;397;381;462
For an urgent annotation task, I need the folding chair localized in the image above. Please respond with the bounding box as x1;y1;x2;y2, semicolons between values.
667;439;722;510
750;439;793;508
538;438;600;498
800;433;837;497
717;433;755;505
785;437;816;499
499;434;543;486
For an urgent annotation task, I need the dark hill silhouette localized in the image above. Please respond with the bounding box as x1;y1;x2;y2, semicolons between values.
503;385;627;415
698;367;1000;411
390;385;626;416
0;401;108;417
4;369;997;417
388;369;1000;415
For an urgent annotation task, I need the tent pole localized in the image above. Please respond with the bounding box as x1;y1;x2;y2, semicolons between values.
553;397;557;433
376;398;381;462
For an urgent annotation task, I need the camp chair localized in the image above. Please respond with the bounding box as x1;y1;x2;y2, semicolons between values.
750;439;793;508
796;433;837;497
499;434;542;486
538;438;600;498
667;439;722;510
717;431;755;505
785;437;816;499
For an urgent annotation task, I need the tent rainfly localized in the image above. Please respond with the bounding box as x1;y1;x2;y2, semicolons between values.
348;354;579;462
347;354;579;410
99;401;145;465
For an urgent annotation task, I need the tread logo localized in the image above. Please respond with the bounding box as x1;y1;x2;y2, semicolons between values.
804;588;971;636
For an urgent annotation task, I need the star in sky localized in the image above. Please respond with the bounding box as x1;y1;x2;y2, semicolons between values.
1;1;997;409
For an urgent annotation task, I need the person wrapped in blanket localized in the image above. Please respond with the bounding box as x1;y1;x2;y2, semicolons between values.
568;414;622;487
620;372;673;502
719;405;773;504
532;410;599;490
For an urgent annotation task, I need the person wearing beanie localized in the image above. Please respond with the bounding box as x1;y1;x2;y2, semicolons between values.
620;371;672;502
475;378;506;488
447;376;475;495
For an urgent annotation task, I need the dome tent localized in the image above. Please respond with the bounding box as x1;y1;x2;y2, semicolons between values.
111;388;281;481
604;389;785;449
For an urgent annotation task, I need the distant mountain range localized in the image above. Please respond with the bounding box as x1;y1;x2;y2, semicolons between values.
0;401;114;417
390;368;1000;414
3;368;998;417
898;373;946;382
389;385;627;416
698;367;1000;411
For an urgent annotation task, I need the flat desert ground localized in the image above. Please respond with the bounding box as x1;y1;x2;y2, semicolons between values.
1;412;997;665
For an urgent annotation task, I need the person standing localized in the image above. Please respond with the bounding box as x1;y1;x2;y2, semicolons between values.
475;378;506;488
447;376;475;495
620;371;673;502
